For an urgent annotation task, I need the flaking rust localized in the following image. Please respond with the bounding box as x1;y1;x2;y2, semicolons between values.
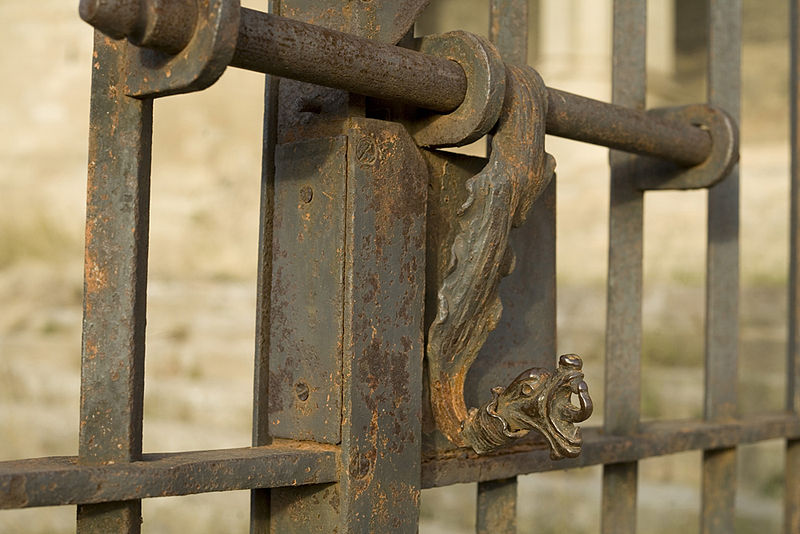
426;64;593;457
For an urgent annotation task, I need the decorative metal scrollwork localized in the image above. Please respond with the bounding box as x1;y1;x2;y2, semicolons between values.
461;354;593;457
425;62;594;457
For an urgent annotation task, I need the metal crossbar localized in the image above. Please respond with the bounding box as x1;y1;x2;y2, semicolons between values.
1;0;799;532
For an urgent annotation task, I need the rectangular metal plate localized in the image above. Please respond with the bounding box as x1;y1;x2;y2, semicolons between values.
271;117;426;533
269;136;346;444
339;118;426;531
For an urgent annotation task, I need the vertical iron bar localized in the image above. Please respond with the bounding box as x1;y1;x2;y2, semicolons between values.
475;0;532;534
250;1;278;531
490;0;528;65
76;32;153;534
602;1;646;533
475;4;528;531
787;2;800;532
702;1;740;533
476;478;517;534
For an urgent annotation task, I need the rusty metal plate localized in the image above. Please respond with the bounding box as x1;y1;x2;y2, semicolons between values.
269;136;346;444
271;117;427;533
339;117;427;531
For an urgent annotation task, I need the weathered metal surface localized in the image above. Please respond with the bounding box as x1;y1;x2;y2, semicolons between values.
419;148;561;457
422;413;800;488
79;2;720;166
339;118;426;532
264;2;398;531
80;0;198;54
474;1;528;527
125;0;240;98
705;0;741;423
636;105;739;190
2;1;782;531
270;118;427;533
462;355;593;457
462;171;558;416
489;0;528;66
250;29;278;534
546;88;712;167
786;0;800;436
269;0;430;44
702;1;741;533
0;443;338;509
77;30;154;534
420;151;483;454
232;9;466;113
4;415;797;509
86;0;240;99
476;477;517;534
602;1;646;533
268;136;346;444
250;4;280;526
425;64;559;449
409;31;505;147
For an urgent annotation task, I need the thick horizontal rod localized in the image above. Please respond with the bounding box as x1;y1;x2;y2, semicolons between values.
545;88;711;166
0;441;337;509
232;10;712;166
231;8;466;113
80;3;714;166
422;412;800;488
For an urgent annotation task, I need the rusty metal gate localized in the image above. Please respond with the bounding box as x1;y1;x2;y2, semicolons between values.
2;0;800;532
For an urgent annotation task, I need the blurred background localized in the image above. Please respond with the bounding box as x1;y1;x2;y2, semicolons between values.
0;0;791;532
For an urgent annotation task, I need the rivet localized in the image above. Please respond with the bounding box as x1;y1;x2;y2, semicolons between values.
299;185;313;204
295;382;310;401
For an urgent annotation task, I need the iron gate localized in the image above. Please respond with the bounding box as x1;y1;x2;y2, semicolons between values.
1;0;799;532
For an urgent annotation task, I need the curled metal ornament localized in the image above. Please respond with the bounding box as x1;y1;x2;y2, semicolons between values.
461;354;593;458
426;64;592;457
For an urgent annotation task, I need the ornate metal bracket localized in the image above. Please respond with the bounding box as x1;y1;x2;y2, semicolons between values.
425;63;593;458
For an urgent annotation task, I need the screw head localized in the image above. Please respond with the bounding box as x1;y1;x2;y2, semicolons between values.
295;382;310;401
299;185;313;204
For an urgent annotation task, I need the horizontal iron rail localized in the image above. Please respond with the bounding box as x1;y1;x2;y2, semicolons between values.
80;3;712;167
3;414;798;508
0;441;337;509
422;412;800;488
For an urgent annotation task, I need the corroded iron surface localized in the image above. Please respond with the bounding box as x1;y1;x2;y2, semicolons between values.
409;31;505;147
0;442;337;509
462;355;593;458
425;65;593;456
422;414;800;488
636;104;738;190
125;0;240;97
269;118;427;534
268;137;346;444
78;1;720;166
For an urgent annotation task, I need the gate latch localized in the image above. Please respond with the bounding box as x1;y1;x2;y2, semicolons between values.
423;39;594;458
